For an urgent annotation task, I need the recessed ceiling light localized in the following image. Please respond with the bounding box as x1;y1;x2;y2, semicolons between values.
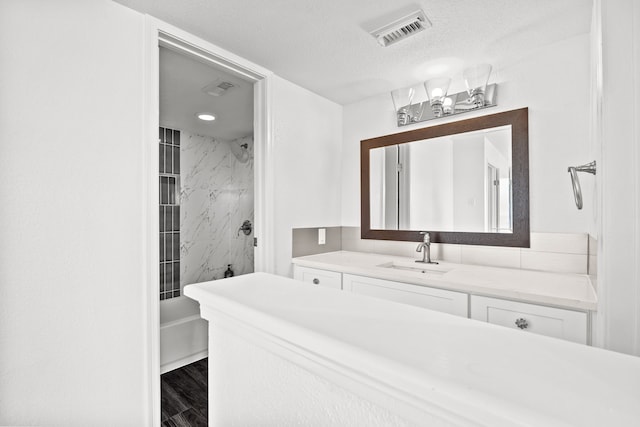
196;113;216;121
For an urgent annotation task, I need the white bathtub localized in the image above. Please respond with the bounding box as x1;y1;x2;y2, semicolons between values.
160;296;208;373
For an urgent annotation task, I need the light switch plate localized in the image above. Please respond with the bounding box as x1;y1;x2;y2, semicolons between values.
318;228;326;245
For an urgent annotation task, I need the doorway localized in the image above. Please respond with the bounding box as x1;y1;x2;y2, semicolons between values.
144;21;274;426
487;163;499;232
158;42;256;426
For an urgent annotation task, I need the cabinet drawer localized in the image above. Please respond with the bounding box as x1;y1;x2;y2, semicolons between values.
343;274;468;317
293;266;342;289
470;295;588;344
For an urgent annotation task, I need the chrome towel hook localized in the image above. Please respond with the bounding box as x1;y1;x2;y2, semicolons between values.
568;161;596;210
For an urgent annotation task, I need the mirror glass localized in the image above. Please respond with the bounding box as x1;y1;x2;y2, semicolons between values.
361;108;529;247
369;125;513;233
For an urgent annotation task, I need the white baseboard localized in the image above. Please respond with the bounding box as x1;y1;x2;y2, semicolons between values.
160;350;208;374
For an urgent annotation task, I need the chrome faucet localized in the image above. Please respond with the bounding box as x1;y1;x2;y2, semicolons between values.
416;232;438;264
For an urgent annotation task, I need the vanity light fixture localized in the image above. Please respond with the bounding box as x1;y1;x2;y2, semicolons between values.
391;63;498;126
196;112;216;121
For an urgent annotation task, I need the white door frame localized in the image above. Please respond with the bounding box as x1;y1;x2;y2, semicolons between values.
594;0;640;356
142;16;275;426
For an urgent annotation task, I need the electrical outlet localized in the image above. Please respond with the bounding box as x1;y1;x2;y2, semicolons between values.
318;228;326;245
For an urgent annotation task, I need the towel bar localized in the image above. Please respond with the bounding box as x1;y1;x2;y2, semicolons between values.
568;161;596;210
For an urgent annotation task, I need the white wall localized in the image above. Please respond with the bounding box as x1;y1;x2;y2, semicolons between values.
0;0;148;425
271;75;343;277
342;34;592;234
595;0;640;356
0;3;344;423
0;2;343;424
451;135;485;232
407;138;455;230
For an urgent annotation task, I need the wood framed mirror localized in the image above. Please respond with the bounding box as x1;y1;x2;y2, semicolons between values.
361;108;529;247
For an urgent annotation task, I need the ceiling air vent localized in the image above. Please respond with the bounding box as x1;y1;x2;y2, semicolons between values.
202;79;236;97
370;10;431;47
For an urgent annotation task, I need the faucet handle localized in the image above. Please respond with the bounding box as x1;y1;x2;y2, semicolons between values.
419;231;430;243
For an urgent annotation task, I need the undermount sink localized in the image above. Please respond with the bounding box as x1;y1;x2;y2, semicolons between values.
377;261;452;275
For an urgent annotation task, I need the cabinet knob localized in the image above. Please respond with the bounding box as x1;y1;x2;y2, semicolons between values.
312;278;320;285
515;318;529;329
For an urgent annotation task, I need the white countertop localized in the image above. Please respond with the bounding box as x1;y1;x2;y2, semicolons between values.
292;251;597;310
185;272;638;426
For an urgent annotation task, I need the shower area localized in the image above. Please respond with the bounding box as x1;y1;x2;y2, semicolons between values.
158;46;255;373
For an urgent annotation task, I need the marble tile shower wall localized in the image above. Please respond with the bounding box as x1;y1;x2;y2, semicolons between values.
180;132;254;290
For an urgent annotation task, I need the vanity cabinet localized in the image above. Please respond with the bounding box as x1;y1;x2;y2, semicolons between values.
470;295;588;344
293;266;342;290
292;259;591;345
343;274;468;318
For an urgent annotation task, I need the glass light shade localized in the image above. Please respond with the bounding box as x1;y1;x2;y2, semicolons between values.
463;64;492;107
424;77;451;101
391;87;415;126
408;83;428;122
424;77;451;118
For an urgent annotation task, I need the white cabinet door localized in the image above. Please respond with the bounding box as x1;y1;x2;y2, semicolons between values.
343;274;468;317
293;265;342;290
470;295;588;344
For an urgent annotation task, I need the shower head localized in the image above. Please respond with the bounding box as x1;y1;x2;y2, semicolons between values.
229;140;250;163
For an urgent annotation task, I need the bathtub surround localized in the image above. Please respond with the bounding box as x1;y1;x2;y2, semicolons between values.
159;127;182;300
158;130;253;372
180;131;254;290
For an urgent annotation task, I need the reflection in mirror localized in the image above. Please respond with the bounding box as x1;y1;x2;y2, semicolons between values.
361;108;529;247
370;126;513;233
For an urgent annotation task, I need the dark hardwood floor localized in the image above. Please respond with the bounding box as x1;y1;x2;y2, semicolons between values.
161;358;208;426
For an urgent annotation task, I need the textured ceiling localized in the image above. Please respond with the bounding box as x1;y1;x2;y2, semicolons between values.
118;0;592;105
